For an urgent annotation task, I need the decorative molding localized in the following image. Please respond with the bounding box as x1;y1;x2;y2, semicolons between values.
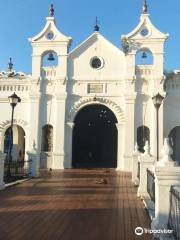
67;97;125;123
0;119;28;132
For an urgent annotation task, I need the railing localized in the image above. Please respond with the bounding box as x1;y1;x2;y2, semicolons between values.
168;186;180;240
135;65;153;78
4;160;32;183
41;67;57;79
0;85;30;92
147;169;155;202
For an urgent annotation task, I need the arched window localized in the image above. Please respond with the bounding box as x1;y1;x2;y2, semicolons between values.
41;51;58;67
4;125;25;161
42;125;53;152
137;126;150;153
169;127;180;164
136;49;153;65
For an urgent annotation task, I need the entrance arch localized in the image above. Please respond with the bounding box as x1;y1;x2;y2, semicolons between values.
72;104;118;168
4;125;25;161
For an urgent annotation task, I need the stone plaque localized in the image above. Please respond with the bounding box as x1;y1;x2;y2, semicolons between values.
88;84;103;93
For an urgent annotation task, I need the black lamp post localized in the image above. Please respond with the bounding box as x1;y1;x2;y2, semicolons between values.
152;93;164;162
7;92;21;177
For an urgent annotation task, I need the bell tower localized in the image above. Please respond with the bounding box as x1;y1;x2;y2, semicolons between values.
121;1;169;165
28;4;72;169
29;4;72;80
121;0;169;92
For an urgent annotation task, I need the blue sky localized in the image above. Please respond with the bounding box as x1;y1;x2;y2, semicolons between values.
0;0;179;73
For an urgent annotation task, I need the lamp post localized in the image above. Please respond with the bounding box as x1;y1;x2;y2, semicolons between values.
7;92;21;177
152;93;164;162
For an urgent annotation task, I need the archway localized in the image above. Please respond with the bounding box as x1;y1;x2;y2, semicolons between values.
137;126;150;153
136;48;153;65
41;124;53;152
72;104;118;168
4;125;25;161
40;124;53;168
169;127;180;164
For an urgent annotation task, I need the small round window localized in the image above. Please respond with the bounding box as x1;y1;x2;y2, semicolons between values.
90;57;103;69
140;28;149;37
46;32;54;40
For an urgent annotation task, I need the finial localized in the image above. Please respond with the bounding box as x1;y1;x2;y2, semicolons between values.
49;4;54;17
8;58;13;72
142;0;148;14
157;138;177;167
94;17;100;32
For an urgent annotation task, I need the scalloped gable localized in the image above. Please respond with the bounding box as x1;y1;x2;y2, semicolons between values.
69;32;124;58
29;17;71;43
123;14;169;40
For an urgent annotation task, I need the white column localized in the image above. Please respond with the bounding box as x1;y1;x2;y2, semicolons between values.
32;55;41;78
132;143;140;184
152;138;180;238
137;154;154;198
152;166;180;238
28;93;41;151
116;123;125;170
0;152;6;190
27;147;40;178
53;94;67;169
124;93;137;171
64;122;74;168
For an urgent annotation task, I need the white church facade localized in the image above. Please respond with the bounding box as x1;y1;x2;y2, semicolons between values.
0;3;180;172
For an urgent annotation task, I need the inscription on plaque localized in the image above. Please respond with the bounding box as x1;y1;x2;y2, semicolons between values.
88;84;103;93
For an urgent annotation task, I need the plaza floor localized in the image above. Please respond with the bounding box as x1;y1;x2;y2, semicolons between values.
0;169;152;240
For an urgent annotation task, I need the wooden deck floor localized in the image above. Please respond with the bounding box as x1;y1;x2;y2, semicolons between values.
0;169;152;240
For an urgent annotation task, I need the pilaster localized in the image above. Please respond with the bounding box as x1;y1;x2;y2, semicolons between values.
64;122;75;168
116;123;125;170
124;93;137;171
28;92;41;152
53;94;67;169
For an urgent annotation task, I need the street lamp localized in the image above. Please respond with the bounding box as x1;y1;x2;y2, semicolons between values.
7;92;21;177
152;93;164;162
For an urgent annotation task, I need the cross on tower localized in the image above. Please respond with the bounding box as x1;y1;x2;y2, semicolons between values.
94;17;100;32
49;4;55;17
142;0;148;14
8;58;13;72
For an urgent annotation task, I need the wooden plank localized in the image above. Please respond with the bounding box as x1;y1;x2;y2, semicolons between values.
0;169;152;240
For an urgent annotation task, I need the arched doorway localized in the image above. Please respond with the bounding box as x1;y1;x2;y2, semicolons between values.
72;104;118;168
137;126;150;153
41;124;53;152
169;127;180;164
4;125;25;161
40;124;53;168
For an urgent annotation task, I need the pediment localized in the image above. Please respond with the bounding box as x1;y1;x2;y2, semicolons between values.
29;17;71;44
68;32;125;80
123;14;169;41
69;32;124;58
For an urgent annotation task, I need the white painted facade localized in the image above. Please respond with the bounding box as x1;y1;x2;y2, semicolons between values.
0;9;179;172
